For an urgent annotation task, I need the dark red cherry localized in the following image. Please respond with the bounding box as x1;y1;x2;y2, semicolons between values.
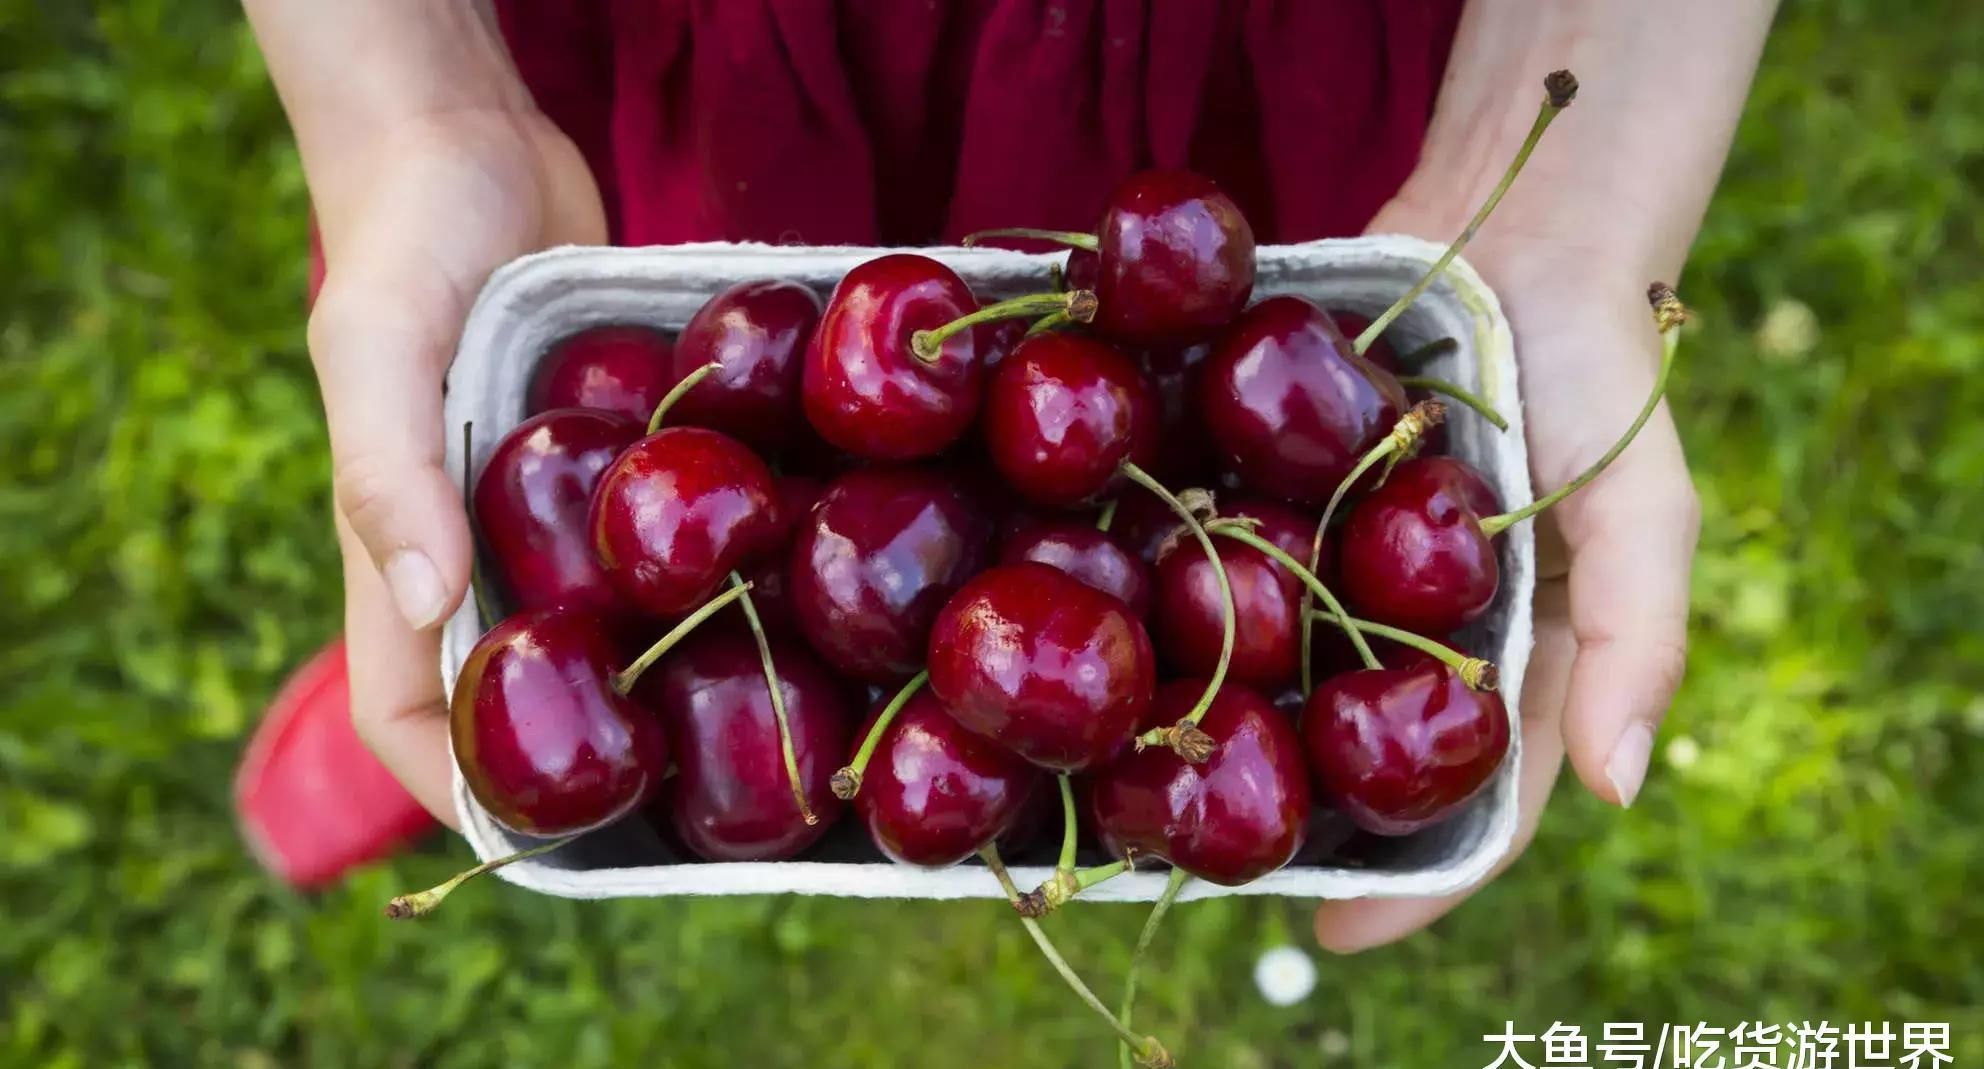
1064;248;1099;292
1327;311;1398;373
853;690;1045;867
927;562;1156;773
1137;341;1214;483
529;324;675;421
450;609;667;836
1090;171;1255;346
1338;456;1502;635
1152;499;1317;688
1201;296;1407;504
640;629;852;860
998;520;1152;618
789;466;992;681
665;280;822;455
588;427;783;618
474;408;642;613
1089;681;1309;885
1301;660;1510;836
1111;483;1186;565
978;318;1030;373
981;333;1159;507
802;254;984;459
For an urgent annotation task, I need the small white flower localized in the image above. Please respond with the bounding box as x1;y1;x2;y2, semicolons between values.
1253;945;1318;1006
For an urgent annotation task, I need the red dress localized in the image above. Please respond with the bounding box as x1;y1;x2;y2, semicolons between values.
493;0;1464;246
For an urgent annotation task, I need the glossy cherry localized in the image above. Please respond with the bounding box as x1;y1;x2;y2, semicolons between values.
980;332;1159;507
998;520;1152;618
789;466;993;681
1201;295;1407;504
639;629;852;860
474;408;641;613
450;609;668;836
1090;170;1256;346
1153;499;1315;688
588;426;784;618
528;324;676;422
928;563;1155;773
665;279;821;455
1301;657;1510;836
1088;681;1310;885
802;254;985;459
1337;456;1503;635
852;689;1045;867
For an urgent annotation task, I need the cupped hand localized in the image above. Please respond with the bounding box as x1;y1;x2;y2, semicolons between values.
310;108;605;827
1314;210;1701;951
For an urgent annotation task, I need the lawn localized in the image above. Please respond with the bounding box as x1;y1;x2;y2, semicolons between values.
2;2;1981;1066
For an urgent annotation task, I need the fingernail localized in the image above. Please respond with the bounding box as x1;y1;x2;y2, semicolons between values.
384;549;447;630
1605;721;1655;808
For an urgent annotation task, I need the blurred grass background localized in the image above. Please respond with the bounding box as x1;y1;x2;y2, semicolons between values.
3;1;1982;1065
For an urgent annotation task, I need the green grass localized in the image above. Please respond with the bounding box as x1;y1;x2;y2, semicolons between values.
3;2;1982;1065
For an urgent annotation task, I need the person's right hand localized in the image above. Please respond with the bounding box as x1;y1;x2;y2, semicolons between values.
310;108;605;826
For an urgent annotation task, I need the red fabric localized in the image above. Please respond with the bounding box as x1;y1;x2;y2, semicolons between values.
494;0;1463;247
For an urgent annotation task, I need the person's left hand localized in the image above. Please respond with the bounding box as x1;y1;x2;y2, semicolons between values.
1314;206;1701;952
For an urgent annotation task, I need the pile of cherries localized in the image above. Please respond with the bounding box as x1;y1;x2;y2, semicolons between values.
396;71;1683;1066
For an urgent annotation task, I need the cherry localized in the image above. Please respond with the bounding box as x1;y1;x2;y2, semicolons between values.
927;562;1156;773
851;689;1044;867
664;279;821;455
1301;659;1509;836
587;426;783;618
474;408;641;614
528;324;675;422
998;520;1152;618
1137;341;1215;483
802;254;988;459
450;609;668;836
980;332;1159;508
978;318;1030;373
1088;680;1310;885
639;629;852;860
789;466;992;681
1153;499;1315;688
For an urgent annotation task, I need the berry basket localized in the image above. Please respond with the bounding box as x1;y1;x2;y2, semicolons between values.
440;238;1533;904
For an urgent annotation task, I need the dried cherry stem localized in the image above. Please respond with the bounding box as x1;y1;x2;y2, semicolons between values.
1396;336;1460;367
1297;402;1445;694
910;291;1097;362
1208;522;1378;671
1397;375;1507;431
1307;613;1501;691
1017;859;1129;918
830;670;929;800
646;360;720;434
726;572;815;826
609;581;753;695
1117;868;1190;1069
961;227;1102;252
1354;69;1579;357
1095;497;1119;532
1479;283;1685;538
979;846;1173;1067
462;421;497;629
385;835;577;919
1122;463;1232;762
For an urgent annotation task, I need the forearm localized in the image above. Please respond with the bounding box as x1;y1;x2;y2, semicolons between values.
1394;0;1778;281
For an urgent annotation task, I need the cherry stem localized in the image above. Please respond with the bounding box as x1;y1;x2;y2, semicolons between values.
910;291;1097;363
830;670;930;800
462;421;497;629
1307;612;1501;690
979;846;1173;1067
1209;522;1378;670
646;360;720;435
1398;375;1507;431
1095;498;1119;532
728;571;815;826
609;581;753;695
1121;463;1232;760
1056;774;1080;873
1117;868;1189;1069
961;227;1102;252
1018;858;1130;917
1397;336;1460;366
385;835;577;919
1354;70;1578;357
1028;309;1073;335
1479;284;1682;538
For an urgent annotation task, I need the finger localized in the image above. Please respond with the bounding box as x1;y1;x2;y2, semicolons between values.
1313;584;1576;953
338;512;461;829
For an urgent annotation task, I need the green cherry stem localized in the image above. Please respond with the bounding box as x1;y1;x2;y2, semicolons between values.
1354;70;1579;357
1209;522;1378;671
1117;868;1190;1069
647;360;719;434
1397;375;1508;431
1307;612;1501;691
728;572;816;826
1056;775;1080;872
1121;463;1231;762
1396;336;1460;367
1028;309;1074;335
1017;859;1130;918
980;846;1174;1068
385;835;578;919
910;291;1097;363
1479;283;1685;538
961;227;1102;252
608;581;753;696
1095;498;1119;532
830;671;929;800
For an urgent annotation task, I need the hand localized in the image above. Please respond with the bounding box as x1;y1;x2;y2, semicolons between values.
1314;209;1701;951
310;107;605;826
